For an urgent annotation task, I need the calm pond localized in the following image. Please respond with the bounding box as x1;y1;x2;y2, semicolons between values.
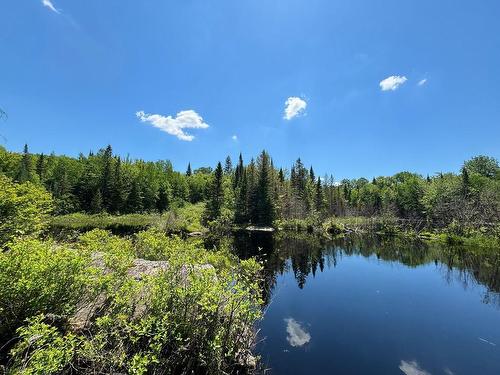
230;233;500;375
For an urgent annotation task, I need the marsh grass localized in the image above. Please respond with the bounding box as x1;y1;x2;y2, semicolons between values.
49;203;207;237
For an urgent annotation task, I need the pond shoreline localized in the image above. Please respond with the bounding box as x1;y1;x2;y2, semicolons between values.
49;213;499;251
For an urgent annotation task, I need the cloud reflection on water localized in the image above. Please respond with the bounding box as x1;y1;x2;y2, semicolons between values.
284;318;311;347
399;360;431;375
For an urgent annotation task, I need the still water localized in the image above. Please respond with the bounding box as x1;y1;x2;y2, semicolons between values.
232;233;500;375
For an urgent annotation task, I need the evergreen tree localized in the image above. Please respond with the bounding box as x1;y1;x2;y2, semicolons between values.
289;158;308;218
90;190;103;214
309;166;315;182
234;153;244;188
204;162;224;222
234;169;248;224
126;179;142;213
246;159;258;223
224;156;233;175
101;145;114;211
17;144;33;182
75;156;100;212
36;153;46;182
278;168;285;184
315;176;325;214
110;157;125;213
186;162;192;176
255;151;274;225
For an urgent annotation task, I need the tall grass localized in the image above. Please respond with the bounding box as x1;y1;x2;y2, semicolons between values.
49;203;207;236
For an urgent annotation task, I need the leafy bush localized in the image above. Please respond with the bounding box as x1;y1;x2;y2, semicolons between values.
0;238;92;339
3;230;263;374
0;175;53;246
8;315;82;375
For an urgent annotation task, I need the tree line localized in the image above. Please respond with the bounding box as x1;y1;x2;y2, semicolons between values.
1;144;499;228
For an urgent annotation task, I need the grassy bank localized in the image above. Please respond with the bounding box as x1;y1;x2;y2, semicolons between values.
50;203;207;236
276;216;500;249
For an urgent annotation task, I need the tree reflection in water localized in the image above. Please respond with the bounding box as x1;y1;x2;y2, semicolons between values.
227;231;500;308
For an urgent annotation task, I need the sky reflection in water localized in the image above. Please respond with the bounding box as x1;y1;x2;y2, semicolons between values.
231;233;500;375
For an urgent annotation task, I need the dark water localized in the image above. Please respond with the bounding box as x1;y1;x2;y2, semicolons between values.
231;232;500;375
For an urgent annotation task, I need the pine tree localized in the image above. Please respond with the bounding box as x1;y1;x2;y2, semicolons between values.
101;145;114;211
17;144;34;182
289;158;308;218
234;153;244;188
75;156;100;212
186;162;192;176
255;151;274;225
234;169;248;224
309;166;315;182
90;190;103;214
278;168;285;184
315;176;325;214
110;157;125;213
126;179;142;213
224;156;233;175
246;158;258;223
204;162;224;222
35;153;45;182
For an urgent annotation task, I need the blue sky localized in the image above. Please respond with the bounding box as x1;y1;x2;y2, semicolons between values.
1;0;499;179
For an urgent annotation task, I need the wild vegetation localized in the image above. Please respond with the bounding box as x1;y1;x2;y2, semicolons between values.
1;144;498;242
0;176;262;374
0;144;498;373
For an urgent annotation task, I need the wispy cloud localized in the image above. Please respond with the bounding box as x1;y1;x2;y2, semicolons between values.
284;97;307;120
418;78;428;86
136;110;209;141
399;360;431;375
284;318;311;347
231;135;238;141
380;75;408;91
42;0;60;14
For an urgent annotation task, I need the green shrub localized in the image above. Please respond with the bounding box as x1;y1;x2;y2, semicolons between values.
0;175;53;246
9;315;82;375
0;239;92;339
82;257;262;374
4;230;263;374
77;229;135;274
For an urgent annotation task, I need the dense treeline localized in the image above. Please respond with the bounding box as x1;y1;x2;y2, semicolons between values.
1;145;499;229
0;145;210;215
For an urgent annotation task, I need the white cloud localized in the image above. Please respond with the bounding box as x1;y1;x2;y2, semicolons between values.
399;360;431;375
418;78;428;86
284;97;307;120
42;0;60;13
231;135;238;141
285;318;311;347
380;75;408;91
136;110;209;141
